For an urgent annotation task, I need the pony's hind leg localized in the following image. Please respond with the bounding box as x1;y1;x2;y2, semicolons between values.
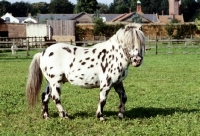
42;84;51;119
114;82;127;119
51;83;69;119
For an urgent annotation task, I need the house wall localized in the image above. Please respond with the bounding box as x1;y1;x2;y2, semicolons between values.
8;23;26;37
75;14;93;23
26;24;47;37
0;23;8;31
47;20;75;36
169;0;180;15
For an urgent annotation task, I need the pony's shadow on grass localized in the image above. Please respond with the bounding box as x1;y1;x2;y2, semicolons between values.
51;111;93;119
51;107;199;119
105;107;199;119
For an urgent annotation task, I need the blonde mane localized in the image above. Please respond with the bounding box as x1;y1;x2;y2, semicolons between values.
114;23;145;50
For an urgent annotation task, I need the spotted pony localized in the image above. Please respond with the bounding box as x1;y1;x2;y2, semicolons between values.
26;23;146;121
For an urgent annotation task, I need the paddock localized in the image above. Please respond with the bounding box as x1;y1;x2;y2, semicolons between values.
0;49;200;135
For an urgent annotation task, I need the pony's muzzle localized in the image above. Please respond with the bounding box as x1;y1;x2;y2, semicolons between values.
131;56;143;67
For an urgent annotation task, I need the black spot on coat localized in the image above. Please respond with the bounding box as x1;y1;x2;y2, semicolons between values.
49;52;54;57
63;47;71;53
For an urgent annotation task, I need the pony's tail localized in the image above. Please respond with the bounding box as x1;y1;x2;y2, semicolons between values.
26;53;43;108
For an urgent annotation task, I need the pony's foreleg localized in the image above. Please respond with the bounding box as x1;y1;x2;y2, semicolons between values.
96;85;111;121
114;82;127;119
51;83;69;119
41;84;51;119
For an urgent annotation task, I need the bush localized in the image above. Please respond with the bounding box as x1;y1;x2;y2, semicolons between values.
165;23;197;38
93;17;125;37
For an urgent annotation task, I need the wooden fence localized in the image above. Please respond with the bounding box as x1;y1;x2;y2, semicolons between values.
145;36;200;54
47;20;75;36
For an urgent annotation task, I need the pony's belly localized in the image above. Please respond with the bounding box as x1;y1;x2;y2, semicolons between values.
69;80;100;89
67;73;100;88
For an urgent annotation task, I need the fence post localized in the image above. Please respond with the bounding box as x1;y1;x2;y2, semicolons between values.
168;36;171;54
39;37;42;48
26;40;29;56
155;35;158;55
185;40;187;54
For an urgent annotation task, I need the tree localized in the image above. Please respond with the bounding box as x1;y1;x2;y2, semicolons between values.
98;3;109;14
0;0;11;16
132;13;142;23
49;0;74;14
181;0;197;22
11;1;32;17
108;0;130;13
31;2;49;17
74;0;99;13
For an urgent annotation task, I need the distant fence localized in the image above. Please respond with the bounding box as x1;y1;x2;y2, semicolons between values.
0;36;104;57
145;36;200;54
1;36;200;57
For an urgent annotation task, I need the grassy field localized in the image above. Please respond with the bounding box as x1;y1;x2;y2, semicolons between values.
1;50;200;135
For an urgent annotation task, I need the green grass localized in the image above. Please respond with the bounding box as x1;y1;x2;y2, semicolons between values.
1;50;200;135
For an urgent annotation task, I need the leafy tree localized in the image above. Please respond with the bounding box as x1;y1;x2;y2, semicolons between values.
49;0;74;14
0;0;11;16
132;13;142;23
98;3;109;14
181;0;197;22
11;1;32;17
31;2;49;17
108;0;130;13
93;17;124;37
74;0;99;13
139;0;150;13
171;18;180;23
160;0;168;15
93;17;106;35
195;18;200;30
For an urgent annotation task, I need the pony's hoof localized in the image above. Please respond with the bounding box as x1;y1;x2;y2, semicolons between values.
44;116;50;120
100;117;106;121
64;116;70;120
42;113;49;119
60;111;70;119
118;113;124;119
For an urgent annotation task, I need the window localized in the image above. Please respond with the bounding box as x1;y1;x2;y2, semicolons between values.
5;17;10;22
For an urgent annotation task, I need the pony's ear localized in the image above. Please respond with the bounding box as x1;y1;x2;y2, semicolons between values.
125;25;130;31
132;23;142;30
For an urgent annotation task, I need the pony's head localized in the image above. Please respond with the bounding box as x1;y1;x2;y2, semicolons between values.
115;23;145;67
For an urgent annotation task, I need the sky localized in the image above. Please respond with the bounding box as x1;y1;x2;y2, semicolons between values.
7;0;113;5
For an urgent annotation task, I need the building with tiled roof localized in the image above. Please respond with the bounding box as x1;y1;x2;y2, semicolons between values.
110;1;159;23
36;0;184;24
1;13;19;23
37;13;123;23
158;0;184;23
